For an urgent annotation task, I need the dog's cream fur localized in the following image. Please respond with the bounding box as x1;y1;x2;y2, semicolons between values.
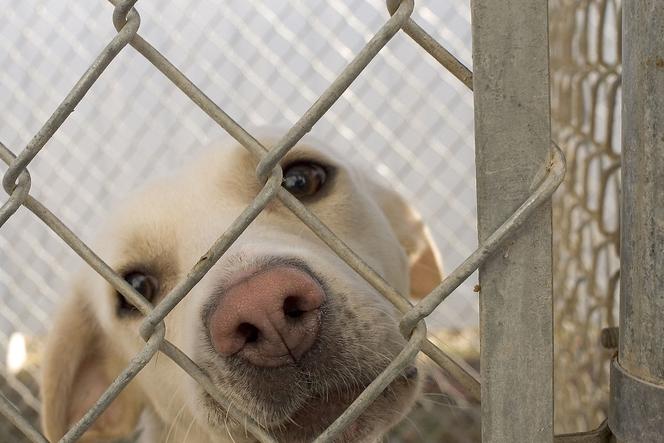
41;138;442;442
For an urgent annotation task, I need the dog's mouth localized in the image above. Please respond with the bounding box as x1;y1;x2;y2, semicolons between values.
274;365;419;442
201;364;419;442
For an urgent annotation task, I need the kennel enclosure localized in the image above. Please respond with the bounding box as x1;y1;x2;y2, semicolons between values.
1;0;663;441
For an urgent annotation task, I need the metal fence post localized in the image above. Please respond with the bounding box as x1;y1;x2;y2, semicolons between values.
609;0;664;440
471;0;554;441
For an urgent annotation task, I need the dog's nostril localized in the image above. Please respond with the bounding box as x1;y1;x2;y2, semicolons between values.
283;296;304;319
237;322;260;344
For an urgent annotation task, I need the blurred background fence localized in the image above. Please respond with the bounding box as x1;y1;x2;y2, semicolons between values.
0;0;619;439
550;0;621;433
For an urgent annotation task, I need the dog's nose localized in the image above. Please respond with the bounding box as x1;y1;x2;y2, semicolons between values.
208;266;324;367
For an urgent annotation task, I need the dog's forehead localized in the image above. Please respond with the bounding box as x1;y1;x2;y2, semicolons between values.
112;142;345;212
98;142;365;260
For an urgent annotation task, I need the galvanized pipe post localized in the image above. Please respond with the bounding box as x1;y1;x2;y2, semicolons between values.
609;0;664;440
471;0;554;441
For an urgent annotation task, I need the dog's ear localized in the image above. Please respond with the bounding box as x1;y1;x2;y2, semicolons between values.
41;284;142;442
369;180;444;299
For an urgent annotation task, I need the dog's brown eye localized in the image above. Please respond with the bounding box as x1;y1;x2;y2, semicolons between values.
282;162;327;198
117;271;158;316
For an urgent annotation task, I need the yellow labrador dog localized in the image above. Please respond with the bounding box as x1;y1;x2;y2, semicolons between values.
41;137;442;442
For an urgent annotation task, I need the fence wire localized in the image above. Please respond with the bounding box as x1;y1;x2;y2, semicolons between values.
550;0;621;433
1;1;479;439
0;0;577;441
0;0;487;440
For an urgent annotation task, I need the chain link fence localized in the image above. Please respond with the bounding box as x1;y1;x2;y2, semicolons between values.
550;0;621;433
1;0;485;440
0;0;623;440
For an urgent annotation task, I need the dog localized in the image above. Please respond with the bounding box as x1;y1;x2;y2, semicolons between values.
40;136;443;442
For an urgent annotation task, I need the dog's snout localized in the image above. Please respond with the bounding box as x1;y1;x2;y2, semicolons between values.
208;266;324;367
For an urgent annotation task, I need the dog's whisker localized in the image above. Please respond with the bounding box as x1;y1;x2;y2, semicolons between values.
164;402;187;443
182;413;197;443
222;397;238;443
386;406;427;441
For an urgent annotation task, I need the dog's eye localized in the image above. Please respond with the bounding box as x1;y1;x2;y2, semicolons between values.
117;271;158;316
282;162;327;198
